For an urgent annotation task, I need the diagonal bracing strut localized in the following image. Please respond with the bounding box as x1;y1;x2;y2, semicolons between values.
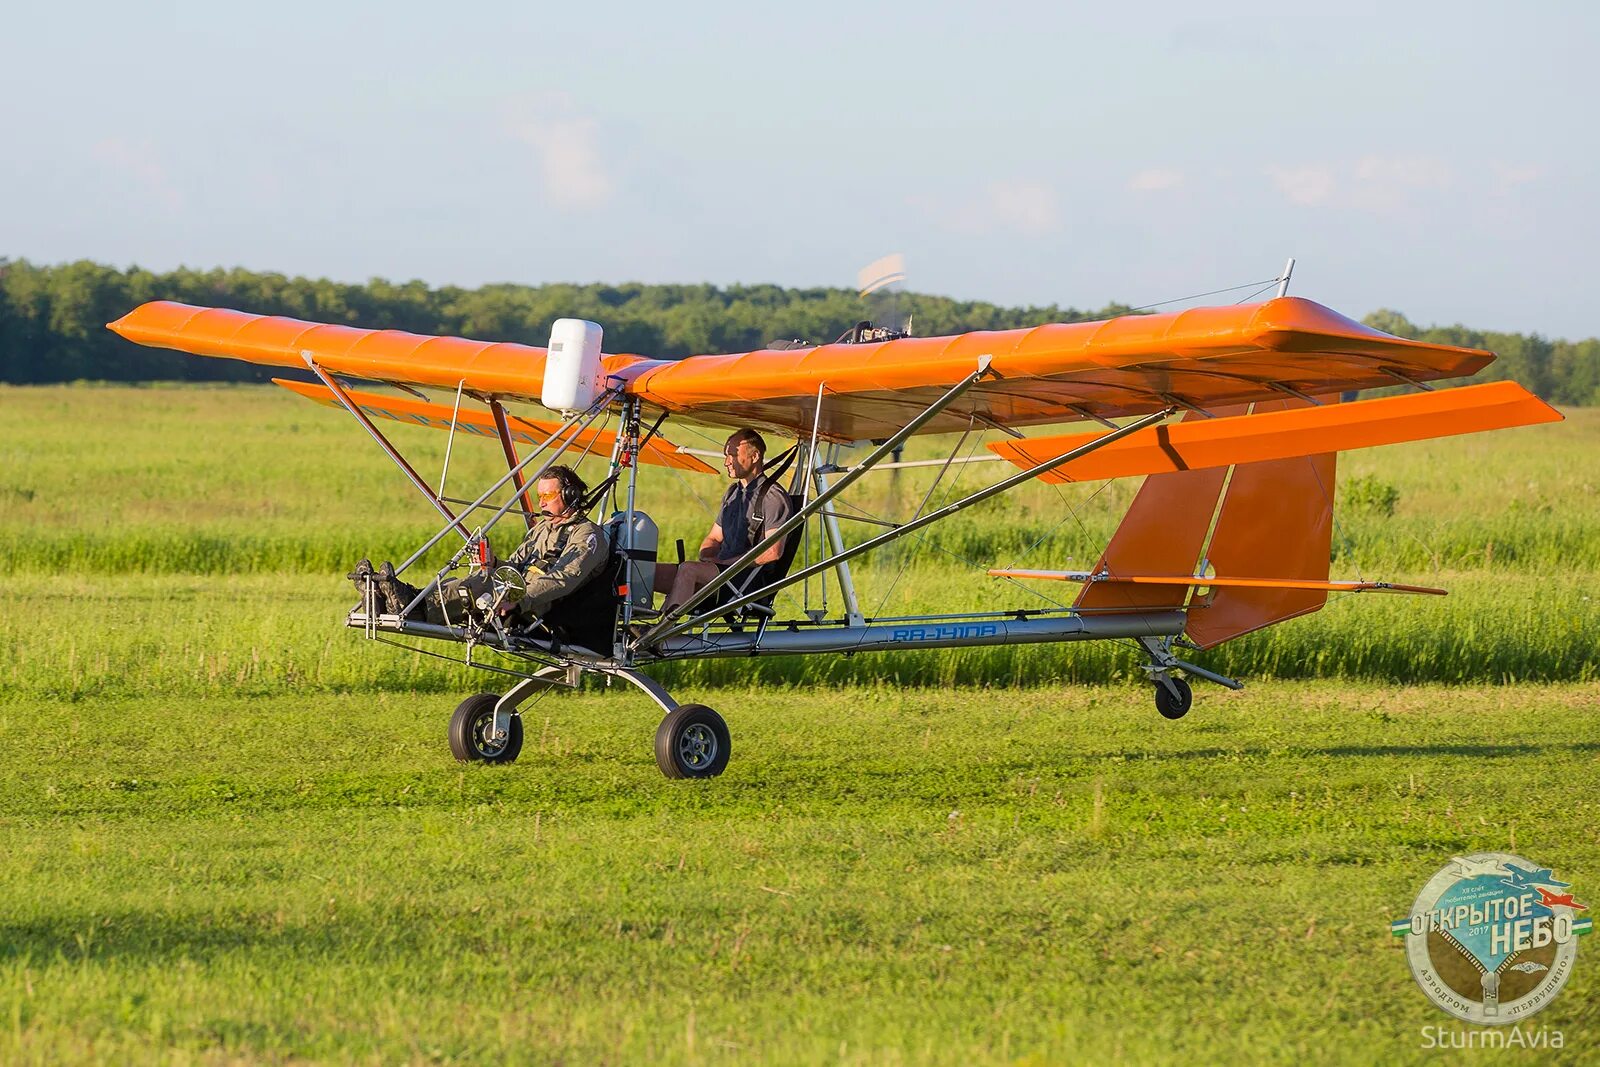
636;404;1177;649
641;358;1000;639
304;355;473;540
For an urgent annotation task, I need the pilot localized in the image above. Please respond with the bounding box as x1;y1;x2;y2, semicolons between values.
355;465;610;630
655;428;794;614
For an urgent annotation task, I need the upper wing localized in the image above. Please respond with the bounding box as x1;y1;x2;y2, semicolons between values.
109;297;1493;440
107;300;640;402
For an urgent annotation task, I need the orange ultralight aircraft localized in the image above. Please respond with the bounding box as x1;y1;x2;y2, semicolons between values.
109;288;1561;778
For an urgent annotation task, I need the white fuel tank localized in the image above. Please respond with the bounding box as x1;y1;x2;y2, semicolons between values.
607;510;658;610
541;318;605;414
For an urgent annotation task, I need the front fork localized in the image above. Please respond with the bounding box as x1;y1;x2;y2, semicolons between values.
1137;635;1245;696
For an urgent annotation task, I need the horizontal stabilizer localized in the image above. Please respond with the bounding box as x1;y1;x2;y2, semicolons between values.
988;381;1561;483
990;569;1447;596
272;379;717;474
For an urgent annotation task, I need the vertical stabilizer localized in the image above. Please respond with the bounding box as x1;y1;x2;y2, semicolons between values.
1185;399;1336;648
1075;410;1229;614
1075;400;1341;646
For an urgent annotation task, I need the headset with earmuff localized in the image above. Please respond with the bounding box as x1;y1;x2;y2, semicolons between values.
544;465;587;511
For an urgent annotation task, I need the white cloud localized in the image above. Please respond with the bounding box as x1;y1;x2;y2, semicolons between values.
1266;164;1336;206
1354;154;1452;189
1266;155;1457;213
1129;168;1184;192
91;137;182;210
507;96;615;210
1490;162;1544;189
1346;155;1452;213
910;180;1061;236
988;180;1060;232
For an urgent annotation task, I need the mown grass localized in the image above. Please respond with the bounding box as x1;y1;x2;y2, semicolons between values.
3;683;1598;1064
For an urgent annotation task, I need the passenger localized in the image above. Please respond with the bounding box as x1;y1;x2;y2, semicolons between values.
353;465;609;630
655;428;794;614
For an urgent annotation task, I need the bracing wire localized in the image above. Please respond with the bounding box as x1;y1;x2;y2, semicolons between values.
1126;277;1282;313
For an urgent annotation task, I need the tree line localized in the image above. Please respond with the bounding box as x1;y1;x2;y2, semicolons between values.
1;258;1595;403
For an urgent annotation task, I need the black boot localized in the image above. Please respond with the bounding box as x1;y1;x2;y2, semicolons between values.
347;557;374;594
376;562;424;618
348;558;381;611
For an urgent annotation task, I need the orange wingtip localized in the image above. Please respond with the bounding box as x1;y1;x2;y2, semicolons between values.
110;300;650;404
989;569;1448;596
988;381;1562;483
272;379;717;474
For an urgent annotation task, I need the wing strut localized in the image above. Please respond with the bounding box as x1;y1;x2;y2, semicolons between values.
639;403;1178;649
303;354;472;541
488;399;538;531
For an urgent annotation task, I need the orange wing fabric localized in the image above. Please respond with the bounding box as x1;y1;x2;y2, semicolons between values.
109;297;1494;440
1182;401;1339;647
987;381;1561;483
108;300;646;404
624;297;1492;438
272;379;717;473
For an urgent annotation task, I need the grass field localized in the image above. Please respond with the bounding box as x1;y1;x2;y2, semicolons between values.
1;384;1598;1063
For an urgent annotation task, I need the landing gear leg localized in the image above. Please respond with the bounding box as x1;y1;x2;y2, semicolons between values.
447;665;577;764
598;667;732;780
1137;635;1242;721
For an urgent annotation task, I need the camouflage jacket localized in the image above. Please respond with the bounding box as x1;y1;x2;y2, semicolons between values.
504;513;609;614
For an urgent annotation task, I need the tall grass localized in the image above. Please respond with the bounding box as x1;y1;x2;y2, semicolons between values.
2;384;1594;692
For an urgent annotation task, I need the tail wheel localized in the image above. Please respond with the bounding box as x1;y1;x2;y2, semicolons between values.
1154;676;1193;720
654;704;730;779
449;693;524;763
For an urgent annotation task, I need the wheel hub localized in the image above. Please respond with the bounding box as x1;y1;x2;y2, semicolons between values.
678;723;717;770
474;712;507;757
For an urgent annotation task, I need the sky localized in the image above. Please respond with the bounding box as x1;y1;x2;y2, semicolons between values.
3;1;1597;338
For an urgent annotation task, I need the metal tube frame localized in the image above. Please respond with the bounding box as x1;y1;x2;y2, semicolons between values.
644;358;997;636
391;390;616;578
616;396;644;658
639;404;1175;646
813;441;864;625
395;394;615;618
437;379;466;496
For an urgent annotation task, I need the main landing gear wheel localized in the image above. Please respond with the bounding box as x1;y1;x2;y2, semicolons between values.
654;704;731;779
449;693;524;763
1154;676;1193;720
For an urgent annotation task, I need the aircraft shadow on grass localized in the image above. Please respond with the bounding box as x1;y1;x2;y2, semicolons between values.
0;912;434;965
1081;741;1600;762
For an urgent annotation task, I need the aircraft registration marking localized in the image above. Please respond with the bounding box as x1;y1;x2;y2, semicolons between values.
889;623;1000;643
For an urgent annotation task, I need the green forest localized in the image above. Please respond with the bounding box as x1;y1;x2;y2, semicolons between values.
2;258;1596;402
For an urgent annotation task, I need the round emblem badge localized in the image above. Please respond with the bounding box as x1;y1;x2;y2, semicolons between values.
1391;852;1590;1025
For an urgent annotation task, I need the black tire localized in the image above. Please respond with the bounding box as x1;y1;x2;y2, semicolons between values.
654;704;730;779
449;693;524;763
1155;676;1193;720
